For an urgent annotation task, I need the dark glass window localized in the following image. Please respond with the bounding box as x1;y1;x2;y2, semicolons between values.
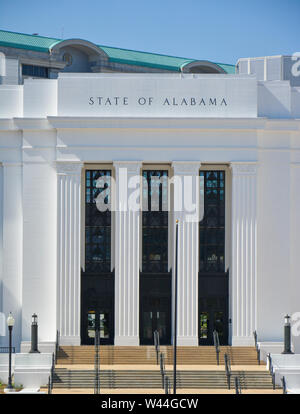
142;170;168;273
199;170;225;272
85;170;111;273
22;64;49;78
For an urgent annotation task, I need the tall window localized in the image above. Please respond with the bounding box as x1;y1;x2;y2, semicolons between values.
199;170;225;273
142;170;168;273
85;170;111;273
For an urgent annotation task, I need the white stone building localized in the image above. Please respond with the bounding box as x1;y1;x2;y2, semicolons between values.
0;30;300;353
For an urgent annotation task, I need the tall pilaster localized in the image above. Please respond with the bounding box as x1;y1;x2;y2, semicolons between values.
231;162;258;346
56;161;83;345
172;162;201;346
114;161;142;346
1;163;23;349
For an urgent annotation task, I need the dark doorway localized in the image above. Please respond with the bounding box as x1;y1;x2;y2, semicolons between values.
198;170;229;345
81;169;114;345
198;272;229;345
81;273;114;345
140;274;171;345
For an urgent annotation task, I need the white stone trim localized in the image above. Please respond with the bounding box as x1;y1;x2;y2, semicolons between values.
113;161;142;346
56;162;83;345
231;162;258;345
172;161;201;346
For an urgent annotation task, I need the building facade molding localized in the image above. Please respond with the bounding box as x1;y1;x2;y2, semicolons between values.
56;161;83;345
172;161;202;346
230;161;258;346
114;161;142;346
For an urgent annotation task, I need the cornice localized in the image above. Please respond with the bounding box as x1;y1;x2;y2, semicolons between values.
113;160;142;174
47;116;269;131
13;118;53;131
230;162;258;175
0;116;298;132
55;161;84;174
172;161;201;174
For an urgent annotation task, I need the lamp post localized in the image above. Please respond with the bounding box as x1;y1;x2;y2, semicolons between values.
173;220;179;394
6;312;15;390
29;313;40;353
282;314;294;354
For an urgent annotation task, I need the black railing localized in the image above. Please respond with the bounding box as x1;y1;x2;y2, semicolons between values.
213;330;220;365
281;376;287;394
160;352;166;389
55;330;59;363
48;352;55;394
234;376;242;394
253;331;260;365
94;329;100;394
164;375;171;394
224;353;231;389
267;353;276;390
154;330;160;365
0;347;16;353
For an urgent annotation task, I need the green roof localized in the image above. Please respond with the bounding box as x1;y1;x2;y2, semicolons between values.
0;29;235;73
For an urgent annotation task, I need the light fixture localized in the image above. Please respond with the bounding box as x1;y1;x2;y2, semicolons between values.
7;312;15;327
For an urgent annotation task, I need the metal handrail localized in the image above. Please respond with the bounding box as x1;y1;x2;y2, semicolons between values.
94;329;100;394
234;376;242;394
224;353;231;389
267;353;276;390
48;352;55;394
0;347;16;353
154;330;160;365
160;352;165;389
164;375;170;394
253;331;260;365
281;376;287;394
213;330;220;365
55;330;59;363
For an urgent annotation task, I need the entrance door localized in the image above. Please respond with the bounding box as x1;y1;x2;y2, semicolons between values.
81;274;114;345
142;310;168;344
85;309;112;345
199;297;228;345
140;296;171;345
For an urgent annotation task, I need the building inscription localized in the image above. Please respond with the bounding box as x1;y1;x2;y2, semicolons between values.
88;96;228;107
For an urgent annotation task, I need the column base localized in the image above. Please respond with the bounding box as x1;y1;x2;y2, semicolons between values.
231;336;255;346
177;336;199;346
114;336;140;346
59;335;81;346
21;341;56;354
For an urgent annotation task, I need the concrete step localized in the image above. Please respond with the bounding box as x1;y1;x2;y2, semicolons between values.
52;369;277;390
56;345;262;366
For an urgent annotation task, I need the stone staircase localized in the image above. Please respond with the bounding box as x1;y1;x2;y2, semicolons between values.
56;345;261;365
52;368;277;390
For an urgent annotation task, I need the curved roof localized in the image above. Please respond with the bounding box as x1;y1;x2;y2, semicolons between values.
0;29;235;74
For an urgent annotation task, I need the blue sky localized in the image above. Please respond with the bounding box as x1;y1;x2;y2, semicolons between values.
1;0;299;65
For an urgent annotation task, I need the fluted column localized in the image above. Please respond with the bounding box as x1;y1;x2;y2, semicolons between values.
56;161;83;345
1;163;22;350
114;161;142;346
231;162;258;346
172;162;202;346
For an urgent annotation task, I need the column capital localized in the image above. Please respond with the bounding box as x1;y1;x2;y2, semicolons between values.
230;162;258;175
172;161;201;175
55;161;83;175
2;162;23;167
113;161;142;175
